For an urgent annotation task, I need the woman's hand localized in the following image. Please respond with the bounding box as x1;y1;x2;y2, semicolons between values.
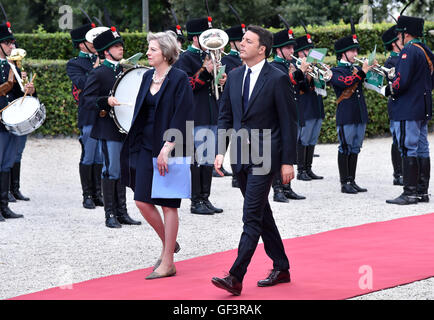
157;142;175;176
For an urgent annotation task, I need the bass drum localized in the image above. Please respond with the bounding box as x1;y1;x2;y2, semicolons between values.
111;66;150;134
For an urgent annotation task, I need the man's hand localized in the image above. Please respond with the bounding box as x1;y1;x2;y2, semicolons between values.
108;96;120;107
214;154;225;177
299;57;311;74
281;164;294;185
204;57;215;74
219;72;227;86
24;82;35;95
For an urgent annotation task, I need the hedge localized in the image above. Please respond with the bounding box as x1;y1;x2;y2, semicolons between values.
14;22;434;60
22;54;431;143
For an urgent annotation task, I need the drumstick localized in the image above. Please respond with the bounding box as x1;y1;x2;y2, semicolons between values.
0;101;13;113
20;73;37;106
117;102;133;106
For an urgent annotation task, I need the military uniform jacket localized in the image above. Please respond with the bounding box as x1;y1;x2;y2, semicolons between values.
330;64;368;125
66;54;96;128
299;76;325;122
384;53;399;120
390;40;434;121
270;58;305;126
81;62;125;142
173;47;218;126
0;62;24;133
221;52;242;75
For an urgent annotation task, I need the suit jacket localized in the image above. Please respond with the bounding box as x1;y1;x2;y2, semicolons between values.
221;53;242;74
120;67;194;189
218;61;297;174
390;41;434;121
80;63;125;141
66;55;95;128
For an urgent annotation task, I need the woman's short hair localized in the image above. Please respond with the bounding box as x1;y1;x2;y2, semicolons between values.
147;31;180;65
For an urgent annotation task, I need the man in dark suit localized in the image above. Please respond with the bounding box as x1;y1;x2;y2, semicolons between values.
211;25;297;295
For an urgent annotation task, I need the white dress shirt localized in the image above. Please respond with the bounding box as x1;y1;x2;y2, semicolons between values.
242;58;266;100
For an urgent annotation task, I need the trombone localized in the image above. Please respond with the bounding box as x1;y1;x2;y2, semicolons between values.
354;57;395;79
291;55;333;82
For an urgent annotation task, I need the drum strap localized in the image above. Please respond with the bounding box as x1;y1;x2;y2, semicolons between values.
0;68;16;97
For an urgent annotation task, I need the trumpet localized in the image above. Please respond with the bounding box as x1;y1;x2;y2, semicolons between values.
354;57;395;79
199;28;229;100
291;55;333;82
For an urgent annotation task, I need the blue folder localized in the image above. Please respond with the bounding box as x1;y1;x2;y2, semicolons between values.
151;157;191;199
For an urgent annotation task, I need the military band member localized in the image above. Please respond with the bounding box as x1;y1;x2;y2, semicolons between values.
294;32;324;181
330;24;375;194
167;24;185;50
270;28;307;202
0;22;35;221
382;25;403;186
67;23;105;210
173;17;225;215
386;15;434;205
81;27;141;227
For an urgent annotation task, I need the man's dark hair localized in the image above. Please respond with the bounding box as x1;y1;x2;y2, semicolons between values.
247;25;273;58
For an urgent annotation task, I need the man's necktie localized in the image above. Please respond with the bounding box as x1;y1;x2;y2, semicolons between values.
242;68;251;114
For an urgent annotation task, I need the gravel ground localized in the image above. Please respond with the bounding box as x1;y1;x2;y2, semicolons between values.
1;134;434;300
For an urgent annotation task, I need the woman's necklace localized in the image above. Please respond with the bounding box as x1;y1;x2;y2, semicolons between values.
152;66;172;84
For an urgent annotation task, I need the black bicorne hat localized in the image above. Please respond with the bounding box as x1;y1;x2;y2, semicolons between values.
396;15;424;37
0;21;14;42
168;25;186;44
273;29;296;48
225;25;244;41
70;23;95;45
382;25;398;47
334;18;360;54
295;35;314;53
93;26;123;53
186;17;211;37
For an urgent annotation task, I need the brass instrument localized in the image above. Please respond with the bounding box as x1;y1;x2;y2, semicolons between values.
199;28;229;100
291;54;332;82
354;57;395;79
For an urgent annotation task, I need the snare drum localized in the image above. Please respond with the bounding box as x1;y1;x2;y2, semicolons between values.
1;96;46;136
111;66;150;134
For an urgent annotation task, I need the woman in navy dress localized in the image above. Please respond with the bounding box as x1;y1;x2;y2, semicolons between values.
120;31;194;279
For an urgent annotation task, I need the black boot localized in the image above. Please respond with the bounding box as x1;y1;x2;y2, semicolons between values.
306;145;323;180
92;164;104;206
115;179;141;225
79;163;96;209
386;156;419;205
8;192;16;202
272;176;289;203
391;143;403;186
338;152;357;194
102;178;121;228
201;166;223;213
10;162;30;201
282;181;306;200
232;176;239;188
0;171;23;219
348;153;367;192
417;157;430;203
190;165;214;215
297;143;312;181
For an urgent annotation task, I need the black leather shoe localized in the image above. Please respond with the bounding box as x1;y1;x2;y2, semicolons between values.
203;199;223;213
117;214;142;225
341;182;358;194
273;191;289;203
418;194;430;203
283;186;306;200
257;270;291;287
191;201;214;215
1;207;24;219
307;169;323;180
106;214;122;228
297;171;312;181
211;275;242;296
386;193;418;205
83;195;96;209
351;181;367;192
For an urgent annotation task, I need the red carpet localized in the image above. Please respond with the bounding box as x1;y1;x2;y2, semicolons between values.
11;213;434;300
